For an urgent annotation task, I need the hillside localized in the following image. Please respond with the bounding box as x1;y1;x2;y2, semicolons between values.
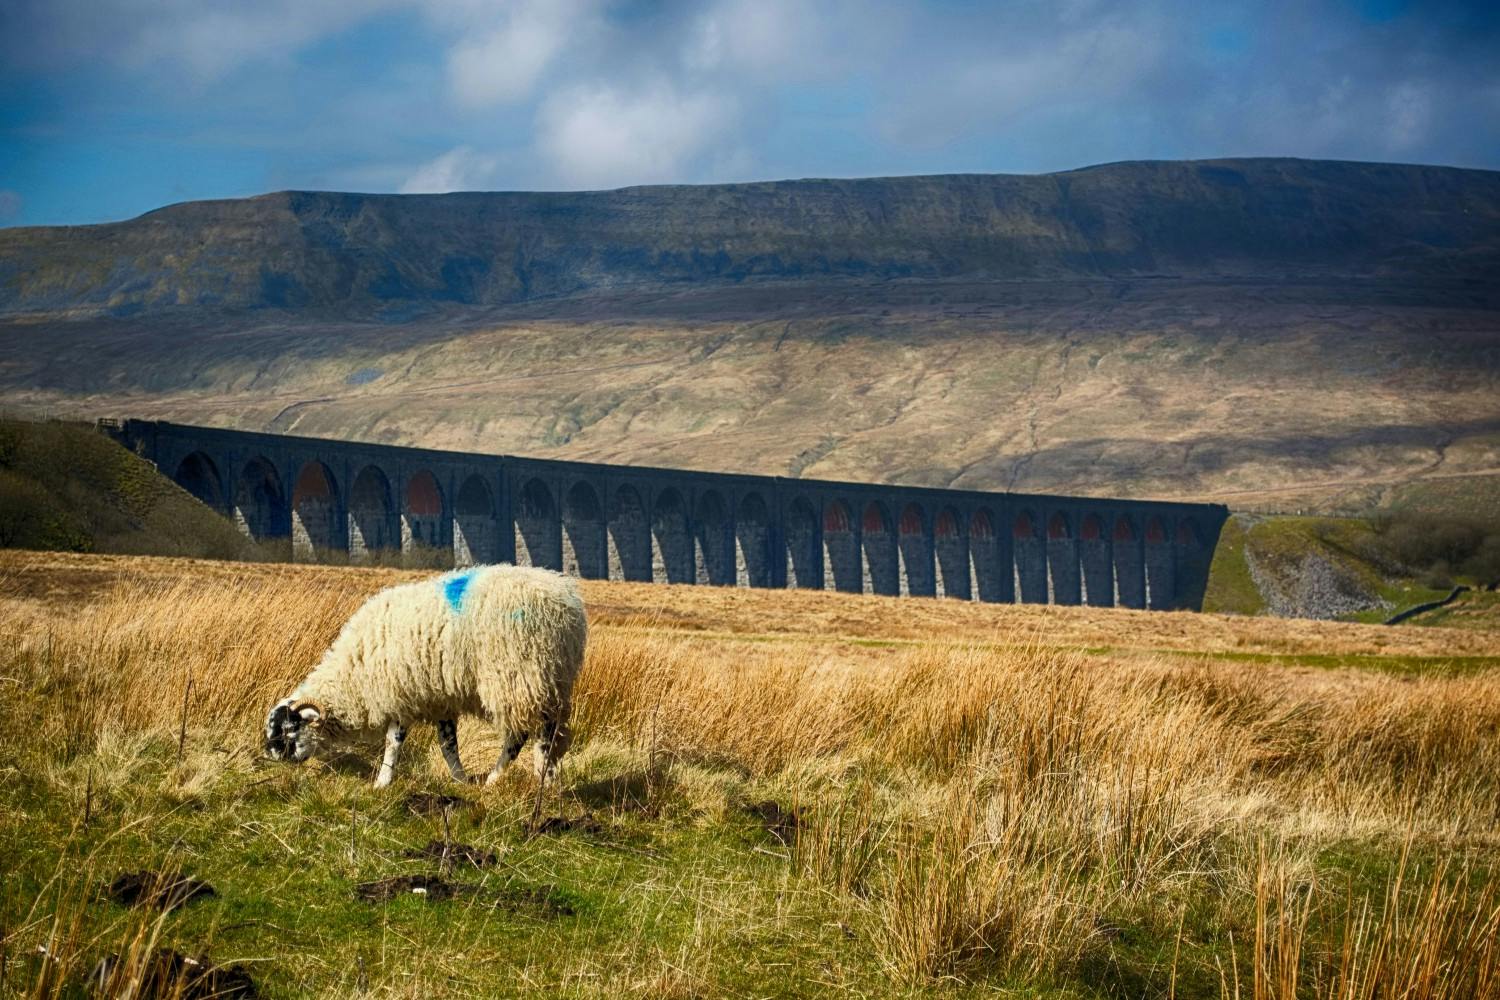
1202;513;1500;623
1;159;1498;510
0;418;248;559
3;159;1499;318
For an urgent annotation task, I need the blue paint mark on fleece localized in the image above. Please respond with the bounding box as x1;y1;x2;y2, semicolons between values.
442;570;476;613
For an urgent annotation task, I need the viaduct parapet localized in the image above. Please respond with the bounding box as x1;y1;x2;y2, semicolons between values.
105;419;1228;611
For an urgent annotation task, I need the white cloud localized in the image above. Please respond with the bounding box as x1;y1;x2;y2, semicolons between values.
1385;81;1433;151
882;13;1169;147
442;0;592;107
4;0;401;79
687;0;821;77
537;83;733;189
0;190;21;222
399;145;498;193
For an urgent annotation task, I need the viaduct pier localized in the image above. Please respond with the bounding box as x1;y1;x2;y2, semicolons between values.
106;419;1228;611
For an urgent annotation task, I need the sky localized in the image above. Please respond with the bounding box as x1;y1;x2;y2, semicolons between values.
1;0;1498;227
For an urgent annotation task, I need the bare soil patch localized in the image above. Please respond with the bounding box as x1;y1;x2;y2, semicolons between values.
104;871;215;910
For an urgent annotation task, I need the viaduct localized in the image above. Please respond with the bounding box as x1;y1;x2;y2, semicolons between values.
106;420;1229;611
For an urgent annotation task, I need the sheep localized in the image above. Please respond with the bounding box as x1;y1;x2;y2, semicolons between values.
263;564;587;789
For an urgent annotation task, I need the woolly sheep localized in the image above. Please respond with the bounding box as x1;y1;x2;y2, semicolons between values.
263;564;587;789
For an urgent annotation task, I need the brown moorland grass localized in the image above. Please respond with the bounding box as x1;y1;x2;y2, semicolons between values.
1;550;1498;997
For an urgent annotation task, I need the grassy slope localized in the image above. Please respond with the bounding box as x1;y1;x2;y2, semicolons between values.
1199;513;1500;624
0;418;248;559
1;553;1498;998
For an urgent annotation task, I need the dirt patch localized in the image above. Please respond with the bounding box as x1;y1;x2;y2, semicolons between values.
493;882;576;918
402;792;475;817
745;800;803;845
89;948;257;999
403;840;499;868
104;871;215;910
354;874;474;903
532;814;603;836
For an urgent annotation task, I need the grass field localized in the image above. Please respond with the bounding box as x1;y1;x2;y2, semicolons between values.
2;551;1499;998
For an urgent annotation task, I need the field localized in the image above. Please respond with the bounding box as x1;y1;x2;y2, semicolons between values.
2;551;1499;998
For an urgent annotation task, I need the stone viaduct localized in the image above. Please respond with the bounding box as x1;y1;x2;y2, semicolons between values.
106;419;1229;611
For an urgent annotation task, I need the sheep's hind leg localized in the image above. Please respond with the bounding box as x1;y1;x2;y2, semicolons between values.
482;731;528;787
374;721;406;789
436;719;469;783
533;713;571;784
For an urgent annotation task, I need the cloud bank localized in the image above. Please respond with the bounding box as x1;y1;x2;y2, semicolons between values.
3;0;1498;225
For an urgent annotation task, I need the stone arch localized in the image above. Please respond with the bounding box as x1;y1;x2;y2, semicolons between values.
173;452;224;511
735;492;771;588
292;461;340;561
402;470;447;558
1013;508;1047;603
1175;517;1200;547
515;478;560;570
897;502;934;597
822;499;859;593
651;488;692;584
969;508;1006;602
1045;511;1080;605
608;484;652;582
1079;513;1113;607
1173;516;1211;611
348;465;397;562
453;474;498;566
1144;514;1174;610
1114;514;1145;609
861;501;898;596
936;512;972;599
934;506;969;600
694;490;732;585
234;456;287;544
562;481;606;579
784;497;820;589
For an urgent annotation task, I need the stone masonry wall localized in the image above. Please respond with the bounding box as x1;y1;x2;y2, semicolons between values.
117;419;1227;611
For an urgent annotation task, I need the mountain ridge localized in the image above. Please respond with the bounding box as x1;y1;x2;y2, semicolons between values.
4;157;1498;319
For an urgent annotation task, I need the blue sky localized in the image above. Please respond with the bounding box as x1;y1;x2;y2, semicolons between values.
2;0;1498;227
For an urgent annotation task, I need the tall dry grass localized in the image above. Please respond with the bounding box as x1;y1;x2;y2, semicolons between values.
2;563;1499;993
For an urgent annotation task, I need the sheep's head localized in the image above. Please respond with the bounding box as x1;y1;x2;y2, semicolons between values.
263;698;326;763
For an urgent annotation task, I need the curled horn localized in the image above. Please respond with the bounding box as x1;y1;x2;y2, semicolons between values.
291;699;325;719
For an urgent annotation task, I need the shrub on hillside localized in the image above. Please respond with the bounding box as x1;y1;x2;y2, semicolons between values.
0;469;45;546
1370;511;1500;587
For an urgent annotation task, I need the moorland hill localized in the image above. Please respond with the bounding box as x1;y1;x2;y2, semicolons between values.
1;158;1498;316
1;158;1498;512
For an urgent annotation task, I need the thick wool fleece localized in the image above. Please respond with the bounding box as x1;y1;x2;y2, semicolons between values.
292;565;587;742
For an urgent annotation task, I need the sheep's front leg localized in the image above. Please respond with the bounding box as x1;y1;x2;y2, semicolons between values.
436;719;468;783
374;721;406;789
482;731;528;786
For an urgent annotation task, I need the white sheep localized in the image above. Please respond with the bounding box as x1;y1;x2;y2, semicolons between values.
263;564;587;788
